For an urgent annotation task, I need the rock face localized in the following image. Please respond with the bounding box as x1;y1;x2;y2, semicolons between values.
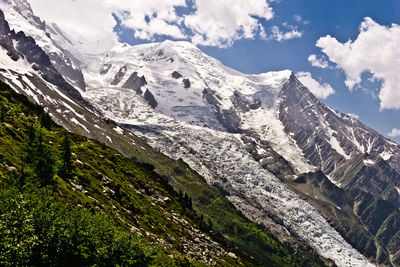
279;73;400;176
171;71;182;79
286;170;400;266
332;154;400;208
122;72;147;94
111;65;127;85
144;89;158;108
203;88;241;133
0;10;84;103
182;78;190;88
47;50;86;90
100;63;112;75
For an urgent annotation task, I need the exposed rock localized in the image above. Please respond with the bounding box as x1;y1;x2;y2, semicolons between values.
183;78;190;88
171;71;182;79
122;72;147;95
279;73;400;176
100;63;112;75
203;88;241;133
144;89;158;108
111;65;127;85
48;51;86;91
0;10;84;102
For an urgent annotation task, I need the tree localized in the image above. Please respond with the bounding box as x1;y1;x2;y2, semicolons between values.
183;193;193;210
58;133;74;180
0;104;5;122
39;111;51;130
23;124;36;164
34;132;55;187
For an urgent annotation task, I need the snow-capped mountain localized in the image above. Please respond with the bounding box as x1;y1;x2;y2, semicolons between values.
80;39;400;177
1;1;400;266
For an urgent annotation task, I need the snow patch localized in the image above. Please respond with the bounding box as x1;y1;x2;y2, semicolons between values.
363;159;375;165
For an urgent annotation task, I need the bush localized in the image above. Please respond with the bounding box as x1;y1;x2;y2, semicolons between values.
0;183;158;266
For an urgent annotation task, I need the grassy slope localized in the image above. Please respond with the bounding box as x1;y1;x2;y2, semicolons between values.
0;80;327;266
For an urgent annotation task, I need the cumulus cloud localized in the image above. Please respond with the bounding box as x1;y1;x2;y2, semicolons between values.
185;0;274;47
29;0;278;48
105;0;187;40
388;128;400;138
308;54;329;69
296;72;335;99
270;25;302;42
316;17;400;110
29;0;118;53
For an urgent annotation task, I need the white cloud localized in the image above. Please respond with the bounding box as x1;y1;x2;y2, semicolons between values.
106;0;187;40
270;25;302;42
316;17;400;110
308;54;329;69
184;0;274;47
293;15;309;25
29;0;276;49
296;72;335;99
29;0;118;53
388;128;400;138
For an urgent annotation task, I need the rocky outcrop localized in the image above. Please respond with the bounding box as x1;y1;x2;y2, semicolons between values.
279;73;400;176
232;91;261;112
0;10;84;102
183;78;190;88
171;71;182;79
100;63;112;75
122;72;147;94
241;133;294;178
332;154;400;209
111;65;127;85
48;50;86;90
144;89;158;108
203;88;241;133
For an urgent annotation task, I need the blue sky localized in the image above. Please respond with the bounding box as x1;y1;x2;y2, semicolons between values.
29;0;400;143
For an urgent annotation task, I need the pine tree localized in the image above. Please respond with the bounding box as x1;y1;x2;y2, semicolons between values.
0;104;5;122
58;133;73;180
34;132;55;187
39;111;51;130
23;124;36;164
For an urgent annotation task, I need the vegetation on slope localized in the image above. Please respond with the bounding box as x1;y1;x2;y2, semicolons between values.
0;80;327;266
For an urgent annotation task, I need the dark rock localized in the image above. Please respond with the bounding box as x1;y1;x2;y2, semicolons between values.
157;49;164;57
111;65;127;85
249;99;261;109
203;88;241;133
100;63;112;75
171;71;182;79
232;91;250;112
294;175;307;184
144;89;158;108
48;51;86;91
183;78;190;88
122;72;147;94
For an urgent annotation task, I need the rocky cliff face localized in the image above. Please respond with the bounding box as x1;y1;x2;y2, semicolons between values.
279;73;400;176
0;9;84;103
